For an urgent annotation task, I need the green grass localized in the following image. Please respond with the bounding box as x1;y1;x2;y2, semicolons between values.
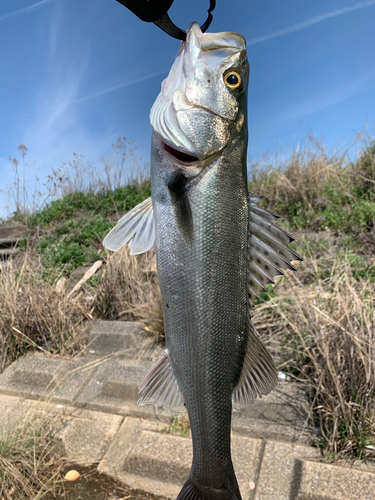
35;215;111;276
161;413;191;437
28;181;151;227
24;180;151;277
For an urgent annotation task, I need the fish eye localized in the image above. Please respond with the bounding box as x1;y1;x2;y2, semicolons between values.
224;71;242;91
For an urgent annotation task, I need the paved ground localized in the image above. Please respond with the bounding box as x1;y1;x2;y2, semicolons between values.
0;320;374;499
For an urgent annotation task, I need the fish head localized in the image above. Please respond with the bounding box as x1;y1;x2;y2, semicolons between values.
150;22;249;177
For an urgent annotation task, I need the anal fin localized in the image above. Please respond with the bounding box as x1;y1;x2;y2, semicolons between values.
138;349;184;413
232;318;278;410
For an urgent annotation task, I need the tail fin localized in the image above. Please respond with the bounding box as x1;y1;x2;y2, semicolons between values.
176;478;242;500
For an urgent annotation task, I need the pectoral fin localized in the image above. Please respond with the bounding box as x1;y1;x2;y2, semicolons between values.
103;197;155;255
138;349;184;413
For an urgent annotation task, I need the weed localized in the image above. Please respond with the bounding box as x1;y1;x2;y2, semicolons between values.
161;413;191;437
92;246;163;340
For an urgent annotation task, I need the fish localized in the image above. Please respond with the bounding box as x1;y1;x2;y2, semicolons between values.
103;22;302;500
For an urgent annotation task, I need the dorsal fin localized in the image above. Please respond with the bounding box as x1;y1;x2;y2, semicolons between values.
247;193;302;304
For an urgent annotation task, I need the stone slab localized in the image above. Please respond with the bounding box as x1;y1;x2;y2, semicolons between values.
52;405;123;463
294;459;375;500
254;440;320;500
75;357;155;417
0;394;30;435
0;225;27;240
233;382;315;444
87;320;162;362
0;394;123;464
0;354;97;404
99;416;264;499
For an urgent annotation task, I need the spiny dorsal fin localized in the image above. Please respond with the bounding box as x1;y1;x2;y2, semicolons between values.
232;316;278;409
247;193;302;304
138;349;184;413
103;197;154;255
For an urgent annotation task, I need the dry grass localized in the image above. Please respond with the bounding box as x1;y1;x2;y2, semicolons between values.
248;136;375;236
0;404;66;499
2;137;144;221
248;143;347;216
0;245;163;373
93;246;163;340
0;398;160;500
0;254;92;372
253;234;375;457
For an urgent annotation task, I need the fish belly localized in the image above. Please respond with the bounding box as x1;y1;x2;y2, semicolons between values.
151;135;248;493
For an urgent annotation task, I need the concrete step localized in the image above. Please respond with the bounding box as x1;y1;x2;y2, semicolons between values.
0;352;156;419
86;321;314;443
1;394;374;500
0;353;100;404
232;382;314;443
0;354;314;444
0;236;23;247
0;247;19;259
99;416;270;498
87;320;163;361
0;225;27;240
98;416;375;500
0;394;123;465
0;321;315;442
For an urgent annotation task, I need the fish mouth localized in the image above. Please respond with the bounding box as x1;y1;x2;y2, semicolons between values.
162;142;200;165
160;137;224;178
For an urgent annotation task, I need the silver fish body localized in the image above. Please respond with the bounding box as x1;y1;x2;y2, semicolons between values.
103;22;301;500
151;127;248;496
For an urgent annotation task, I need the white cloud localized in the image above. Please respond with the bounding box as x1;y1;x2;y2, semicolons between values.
0;0;55;23
247;0;375;45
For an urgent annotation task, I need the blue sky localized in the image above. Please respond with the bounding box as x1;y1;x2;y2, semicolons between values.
1;0;375;218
